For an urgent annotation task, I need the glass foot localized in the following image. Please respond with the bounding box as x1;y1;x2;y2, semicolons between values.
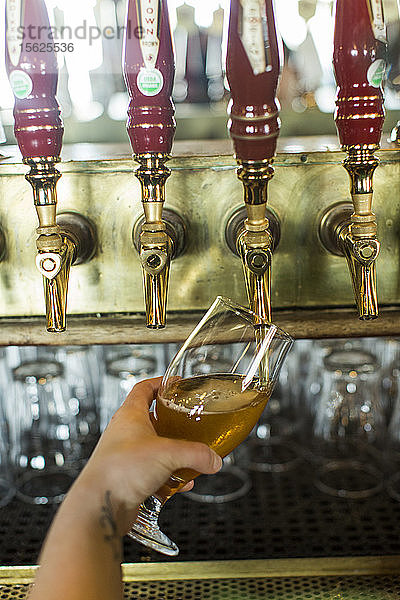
185;465;251;503
16;469;77;505
314;460;383;499
0;478;14;509
242;437;302;473
128;496;179;556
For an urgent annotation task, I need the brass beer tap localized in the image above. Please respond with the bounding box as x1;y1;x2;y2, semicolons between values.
320;0;386;320
124;0;184;329
5;0;96;332
226;0;282;322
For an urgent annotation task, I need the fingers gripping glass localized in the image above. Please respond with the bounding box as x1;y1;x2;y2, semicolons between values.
127;296;293;556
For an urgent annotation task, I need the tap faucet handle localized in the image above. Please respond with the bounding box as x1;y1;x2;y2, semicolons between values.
226;0;282;163
5;0;63;161
333;0;386;148
123;0;175;155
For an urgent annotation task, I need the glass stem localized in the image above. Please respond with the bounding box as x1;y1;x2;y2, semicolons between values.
135;495;163;532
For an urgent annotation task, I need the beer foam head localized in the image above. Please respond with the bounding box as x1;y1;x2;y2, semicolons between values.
160;374;262;414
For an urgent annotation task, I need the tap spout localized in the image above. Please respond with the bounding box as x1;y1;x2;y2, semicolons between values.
25;159;73;332
236;160;276;322
134;153;173;329
338;225;379;320
37;235;75;332
341;145;380;320
26;161;97;332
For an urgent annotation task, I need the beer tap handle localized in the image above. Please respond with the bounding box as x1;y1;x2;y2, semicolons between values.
333;0;386;320
226;0;281;164
5;0;72;332
123;0;175;155
5;0;63;161
226;0;282;322
123;0;176;328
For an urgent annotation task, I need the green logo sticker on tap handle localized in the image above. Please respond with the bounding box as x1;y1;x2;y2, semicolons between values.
367;59;386;88
137;68;164;96
9;70;33;99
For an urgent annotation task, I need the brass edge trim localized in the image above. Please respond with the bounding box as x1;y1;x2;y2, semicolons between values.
0;565;38;584
121;556;400;581
1;556;400;584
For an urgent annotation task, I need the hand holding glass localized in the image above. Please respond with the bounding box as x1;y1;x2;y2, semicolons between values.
128;297;293;555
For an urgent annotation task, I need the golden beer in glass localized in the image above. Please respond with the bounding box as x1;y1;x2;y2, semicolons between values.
128;297;293;555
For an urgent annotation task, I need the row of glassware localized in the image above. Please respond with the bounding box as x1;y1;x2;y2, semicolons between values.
1;337;400;507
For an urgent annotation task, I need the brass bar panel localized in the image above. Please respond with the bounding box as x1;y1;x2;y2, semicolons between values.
1;556;400;585
0;141;399;332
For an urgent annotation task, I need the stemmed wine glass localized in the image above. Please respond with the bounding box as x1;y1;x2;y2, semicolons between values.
128;296;293;556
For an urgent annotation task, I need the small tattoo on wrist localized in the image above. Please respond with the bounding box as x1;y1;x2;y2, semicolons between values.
100;490;121;562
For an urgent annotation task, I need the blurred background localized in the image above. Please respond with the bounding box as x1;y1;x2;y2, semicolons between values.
0;0;399;147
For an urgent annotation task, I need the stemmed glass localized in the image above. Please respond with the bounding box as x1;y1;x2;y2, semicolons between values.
128;296;293;556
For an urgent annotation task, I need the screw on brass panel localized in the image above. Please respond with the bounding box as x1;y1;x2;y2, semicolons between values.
359;245;374;259
248;251;269;271
147;255;162;269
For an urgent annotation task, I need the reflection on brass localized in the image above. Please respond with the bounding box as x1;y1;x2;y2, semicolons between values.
42;236;75;333
56;212;97;266
235;159;279;322
225;206;280;256
133;208;186;261
391;121;400;145
134;153;175;329
0;225;6;263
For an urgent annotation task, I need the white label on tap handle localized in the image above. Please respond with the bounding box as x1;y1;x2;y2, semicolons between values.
6;0;23;67
137;0;161;70
367;0;386;43
239;0;270;75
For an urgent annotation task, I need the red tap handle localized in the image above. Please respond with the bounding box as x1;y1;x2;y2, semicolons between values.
123;0;175;155
5;0;63;160
226;0;281;163
333;0;386;147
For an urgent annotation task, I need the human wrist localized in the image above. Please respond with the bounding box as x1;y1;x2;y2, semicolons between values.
65;469;136;538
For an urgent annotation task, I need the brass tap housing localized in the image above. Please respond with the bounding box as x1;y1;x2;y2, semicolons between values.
319;145;380;320
236;159;276;322
25;159;96;332
134;153;174;329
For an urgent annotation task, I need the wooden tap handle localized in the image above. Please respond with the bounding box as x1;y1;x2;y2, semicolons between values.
333;0;386;147
5;0;63;160
226;0;281;162
123;0;176;155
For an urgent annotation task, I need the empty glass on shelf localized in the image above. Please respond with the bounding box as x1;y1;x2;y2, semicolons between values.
10;360;80;505
100;346;159;432
0;352;15;508
238;341;304;473
312;347;385;499
54;346;101;460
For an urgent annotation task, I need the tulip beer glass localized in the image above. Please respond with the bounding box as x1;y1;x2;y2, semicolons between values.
128;296;293;555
